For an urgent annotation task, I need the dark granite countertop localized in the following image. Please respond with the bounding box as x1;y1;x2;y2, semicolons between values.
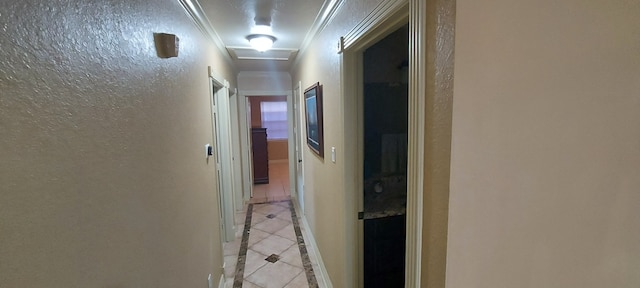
363;175;407;220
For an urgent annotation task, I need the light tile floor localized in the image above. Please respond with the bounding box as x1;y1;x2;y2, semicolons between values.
250;162;290;204
223;161;324;288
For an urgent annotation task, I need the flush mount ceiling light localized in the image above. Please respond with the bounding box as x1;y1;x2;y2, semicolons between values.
246;34;276;52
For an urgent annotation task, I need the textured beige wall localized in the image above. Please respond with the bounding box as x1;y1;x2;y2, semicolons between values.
448;1;640;287
0;0;236;287
418;0;455;287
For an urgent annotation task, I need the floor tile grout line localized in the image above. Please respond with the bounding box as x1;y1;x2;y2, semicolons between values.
233;203;253;288
241;255;269;285
281;270;306;288
244;200;302;287
289;199;319;287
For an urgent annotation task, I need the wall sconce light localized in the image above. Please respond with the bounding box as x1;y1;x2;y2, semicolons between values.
154;33;179;58
246;34;276;52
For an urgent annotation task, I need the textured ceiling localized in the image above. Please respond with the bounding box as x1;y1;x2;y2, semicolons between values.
199;0;326;71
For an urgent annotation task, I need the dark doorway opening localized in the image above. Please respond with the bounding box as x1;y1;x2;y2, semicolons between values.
362;23;409;288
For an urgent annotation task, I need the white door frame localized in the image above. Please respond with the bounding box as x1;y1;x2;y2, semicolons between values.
339;1;416;287
238;90;294;202
209;67;236;242
286;91;297;205
228;88;245;212
292;81;305;213
340;0;454;286
238;95;253;200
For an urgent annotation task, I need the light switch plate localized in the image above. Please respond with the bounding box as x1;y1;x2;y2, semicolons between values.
205;144;212;158
331;147;336;163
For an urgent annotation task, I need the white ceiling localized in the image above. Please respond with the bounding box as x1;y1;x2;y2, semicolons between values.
199;0;327;71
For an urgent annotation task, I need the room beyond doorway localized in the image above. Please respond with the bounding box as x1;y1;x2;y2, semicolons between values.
247;95;291;204
250;162;291;204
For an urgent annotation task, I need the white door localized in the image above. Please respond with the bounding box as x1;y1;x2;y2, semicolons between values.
229;90;244;212
245;98;254;198
211;80;236;242
211;111;226;243
293;83;305;213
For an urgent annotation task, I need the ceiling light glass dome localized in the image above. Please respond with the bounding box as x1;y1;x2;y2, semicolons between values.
247;34;276;52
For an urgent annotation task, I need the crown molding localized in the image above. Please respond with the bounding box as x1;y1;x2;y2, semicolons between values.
291;0;345;70
340;0;407;52
178;0;235;68
300;0;345;53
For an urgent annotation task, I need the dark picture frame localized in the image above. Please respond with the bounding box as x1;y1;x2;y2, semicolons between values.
304;82;324;158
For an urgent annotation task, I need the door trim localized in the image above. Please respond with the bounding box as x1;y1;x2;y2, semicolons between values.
238;96;253;200
229;88;244;212
341;0;455;286
340;2;410;286
237;90;293;203
339;0;457;286
292;81;305;213
209;67;236;242
409;0;455;286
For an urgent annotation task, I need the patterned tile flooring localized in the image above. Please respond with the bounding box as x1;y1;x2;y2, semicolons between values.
223;162;323;288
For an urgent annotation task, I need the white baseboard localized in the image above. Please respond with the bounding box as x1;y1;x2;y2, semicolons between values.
218;274;225;288
292;200;333;288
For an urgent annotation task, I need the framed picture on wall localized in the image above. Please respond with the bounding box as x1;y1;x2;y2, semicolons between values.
304;82;324;158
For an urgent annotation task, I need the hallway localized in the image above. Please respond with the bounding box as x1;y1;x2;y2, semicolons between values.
3;0;640;287
223;163;324;288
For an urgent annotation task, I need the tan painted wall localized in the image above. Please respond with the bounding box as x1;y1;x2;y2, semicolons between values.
267;140;289;161
448;1;640;287
250;98;263;127
0;1;236;287
419;0;456;286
